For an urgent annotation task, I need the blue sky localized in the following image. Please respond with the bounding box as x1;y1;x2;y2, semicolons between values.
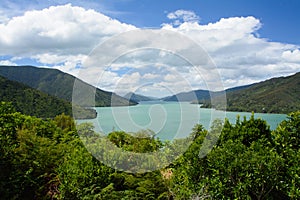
108;0;300;44
2;0;299;44
0;0;299;96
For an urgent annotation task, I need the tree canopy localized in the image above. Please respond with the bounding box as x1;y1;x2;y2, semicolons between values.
0;102;299;199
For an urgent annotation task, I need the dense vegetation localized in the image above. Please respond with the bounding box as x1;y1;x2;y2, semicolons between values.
0;75;96;118
0;102;299;199
224;72;300;113
0;65;137;107
202;72;300;114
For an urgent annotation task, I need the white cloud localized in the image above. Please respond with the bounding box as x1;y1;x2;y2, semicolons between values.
96;70;121;90
163;16;263;52
142;73;160;79
33;53;87;65
0;10;9;23
164;74;178;82
0;4;299;96
33;53;88;78
167;10;200;25
0;59;16;66
162;16;300;89
282;49;300;62
0;4;135;56
113;72;141;95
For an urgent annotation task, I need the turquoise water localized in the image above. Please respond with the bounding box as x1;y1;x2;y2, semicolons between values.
77;101;287;141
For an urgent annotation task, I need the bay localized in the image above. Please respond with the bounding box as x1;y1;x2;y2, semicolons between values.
77;101;287;141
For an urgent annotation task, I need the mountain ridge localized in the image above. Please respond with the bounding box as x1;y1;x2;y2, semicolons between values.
1;65;298;114
161;72;300;114
0;65;137;107
0;75;96;118
162;84;252;102
223;72;300;113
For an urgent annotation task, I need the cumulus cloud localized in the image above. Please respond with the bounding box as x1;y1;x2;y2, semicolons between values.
0;4;137;89
0;4;135;56
167;10;200;26
0;4;299;96
162;16;300;88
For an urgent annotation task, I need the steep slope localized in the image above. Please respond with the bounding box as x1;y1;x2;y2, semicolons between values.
225;72;300;113
161;72;299;114
124;92;157;102
0;75;96;118
0;65;137;107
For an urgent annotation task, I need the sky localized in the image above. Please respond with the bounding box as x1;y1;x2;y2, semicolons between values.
0;0;299;97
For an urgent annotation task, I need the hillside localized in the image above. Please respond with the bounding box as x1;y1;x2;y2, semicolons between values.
0;65;137;107
0;75;96;118
124;92;157;102
161;72;299;114
224;72;300;113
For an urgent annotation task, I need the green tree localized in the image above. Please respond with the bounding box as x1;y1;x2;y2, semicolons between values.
273;111;300;198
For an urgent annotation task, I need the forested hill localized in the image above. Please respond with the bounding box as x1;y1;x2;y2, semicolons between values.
0;65;137;107
224;72;300;113
0;75;96;118
162;72;300;114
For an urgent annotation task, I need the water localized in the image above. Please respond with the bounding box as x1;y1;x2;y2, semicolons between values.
77;101;287;141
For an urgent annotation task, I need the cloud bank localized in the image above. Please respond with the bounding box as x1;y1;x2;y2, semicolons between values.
0;5;299;96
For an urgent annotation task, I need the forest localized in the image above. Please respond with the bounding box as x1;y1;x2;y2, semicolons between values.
0;75;96;119
0;101;299;199
201;72;300;114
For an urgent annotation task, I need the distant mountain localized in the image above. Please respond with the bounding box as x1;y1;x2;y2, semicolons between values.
0;75;96;118
162;90;210;102
161;85;251;102
223;72;300;113
161;72;300;114
124;92;158;102
0;65;137;107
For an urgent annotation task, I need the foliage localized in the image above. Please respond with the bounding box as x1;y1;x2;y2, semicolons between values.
0;103;168;199
107;130;163;153
272;111;300;198
0;102;72;199
168;112;300;199
0;75;72;118
0;102;300;199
